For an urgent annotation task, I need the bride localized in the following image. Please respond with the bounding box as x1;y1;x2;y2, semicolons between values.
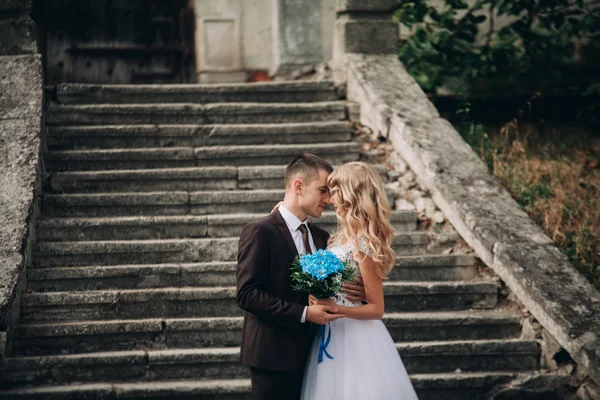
301;162;419;400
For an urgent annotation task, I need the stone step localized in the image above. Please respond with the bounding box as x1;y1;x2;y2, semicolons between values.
0;341;537;390
35;211;416;242
42;187;401;217
31;233;440;267
49;167;239;193
391;254;478;281
44;142;361;171
48;164;391;193
45;102;346;125
1;373;545;400
46;122;353;150
27;254;475;292
42;190;286;217
12;311;521;356
33;238;238;268
54;81;338;104
20;282;497;323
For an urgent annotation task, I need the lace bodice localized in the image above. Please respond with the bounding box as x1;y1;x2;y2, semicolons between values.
329;237;372;307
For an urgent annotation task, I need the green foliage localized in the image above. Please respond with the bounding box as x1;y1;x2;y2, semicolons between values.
455;100;498;170
395;0;600;93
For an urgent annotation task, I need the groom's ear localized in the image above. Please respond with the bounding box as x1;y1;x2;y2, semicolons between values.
293;178;303;195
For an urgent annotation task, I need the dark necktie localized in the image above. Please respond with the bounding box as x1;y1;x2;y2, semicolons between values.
298;224;313;255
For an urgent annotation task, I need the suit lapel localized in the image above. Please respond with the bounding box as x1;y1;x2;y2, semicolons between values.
271;210;299;258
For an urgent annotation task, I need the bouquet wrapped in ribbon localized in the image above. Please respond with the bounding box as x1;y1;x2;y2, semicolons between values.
290;249;356;364
290;249;356;299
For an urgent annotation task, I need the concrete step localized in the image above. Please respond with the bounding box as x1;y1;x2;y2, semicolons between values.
45;102;346;125
20;282;497;323
36;211;416;241
391;254;477;281
27;255;473;292
50;167;240;193
42;187;402;217
42;190;286;217
44;143;361;171
54;81;338;104
0;341;537;390
12;311;521;356
1;373;545;400
48;164;390;193
46;122;353;150
33;238;238;268
32;233;440;267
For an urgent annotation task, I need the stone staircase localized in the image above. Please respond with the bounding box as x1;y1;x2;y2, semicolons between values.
0;81;544;399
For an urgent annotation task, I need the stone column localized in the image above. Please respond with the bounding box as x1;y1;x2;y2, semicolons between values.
332;0;399;84
270;0;323;76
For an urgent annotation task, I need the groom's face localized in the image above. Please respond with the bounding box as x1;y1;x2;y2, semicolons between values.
301;168;331;218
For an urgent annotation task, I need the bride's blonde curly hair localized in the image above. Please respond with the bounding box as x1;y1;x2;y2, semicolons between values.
327;162;396;278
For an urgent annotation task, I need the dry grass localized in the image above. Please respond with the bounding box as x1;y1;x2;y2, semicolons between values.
459;119;600;289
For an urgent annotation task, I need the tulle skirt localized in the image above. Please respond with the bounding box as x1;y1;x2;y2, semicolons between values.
300;318;419;400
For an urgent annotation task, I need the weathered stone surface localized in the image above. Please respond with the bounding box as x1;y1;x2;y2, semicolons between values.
0;17;36;56
44;122;354;150
46;102;347;125
0;374;529;400
271;0;323;75
335;18;399;55
345;52;600;384
0;55;41;349
0;251;23;330
493;241;600;380
336;0;399;12
488;374;572;400
194;142;360;167
50;167;238;193
55;81;337;104
345;54;439;137
33;238;239;268
0;55;42;119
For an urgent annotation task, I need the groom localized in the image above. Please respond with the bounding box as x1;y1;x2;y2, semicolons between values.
236;154;365;400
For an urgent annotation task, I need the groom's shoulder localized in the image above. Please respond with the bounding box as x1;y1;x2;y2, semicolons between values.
240;213;278;237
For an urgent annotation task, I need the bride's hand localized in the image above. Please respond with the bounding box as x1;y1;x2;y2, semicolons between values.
270;201;283;213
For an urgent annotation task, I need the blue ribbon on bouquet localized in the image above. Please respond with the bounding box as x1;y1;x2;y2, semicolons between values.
317;322;334;364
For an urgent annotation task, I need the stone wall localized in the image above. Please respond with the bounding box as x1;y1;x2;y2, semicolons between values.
192;0;336;80
0;0;42;361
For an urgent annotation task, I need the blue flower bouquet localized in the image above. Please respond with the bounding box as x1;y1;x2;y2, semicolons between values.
290;249;356;299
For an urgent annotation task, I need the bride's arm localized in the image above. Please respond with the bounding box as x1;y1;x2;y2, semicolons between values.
316;252;384;320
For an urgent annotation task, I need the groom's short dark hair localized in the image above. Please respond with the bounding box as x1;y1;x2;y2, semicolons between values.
285;154;333;186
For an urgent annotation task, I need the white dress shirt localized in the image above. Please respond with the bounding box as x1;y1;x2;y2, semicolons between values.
278;205;316;323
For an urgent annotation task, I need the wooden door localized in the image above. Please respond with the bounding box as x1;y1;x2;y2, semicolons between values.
35;0;195;84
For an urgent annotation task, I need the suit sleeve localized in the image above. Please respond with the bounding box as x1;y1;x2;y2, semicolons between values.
236;223;305;327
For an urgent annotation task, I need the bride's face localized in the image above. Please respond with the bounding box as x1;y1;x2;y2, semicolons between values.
329;186;347;218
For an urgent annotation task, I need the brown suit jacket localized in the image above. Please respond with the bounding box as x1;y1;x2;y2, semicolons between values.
236;210;330;371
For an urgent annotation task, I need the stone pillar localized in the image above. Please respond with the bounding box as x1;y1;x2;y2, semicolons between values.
270;0;323;76
332;0;399;85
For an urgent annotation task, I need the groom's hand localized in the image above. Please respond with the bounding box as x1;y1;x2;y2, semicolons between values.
343;276;367;302
306;305;344;325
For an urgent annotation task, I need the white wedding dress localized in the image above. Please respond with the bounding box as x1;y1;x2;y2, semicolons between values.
300;240;419;400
